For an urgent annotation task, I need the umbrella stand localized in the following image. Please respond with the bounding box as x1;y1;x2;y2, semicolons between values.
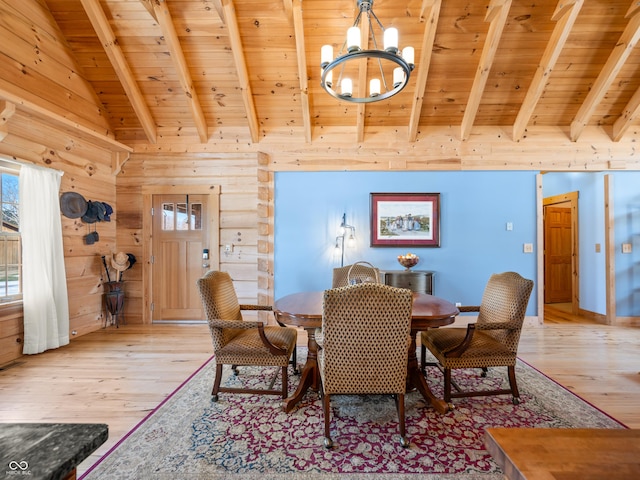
104;282;125;327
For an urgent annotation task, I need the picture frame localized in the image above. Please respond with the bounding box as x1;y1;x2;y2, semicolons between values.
370;192;441;247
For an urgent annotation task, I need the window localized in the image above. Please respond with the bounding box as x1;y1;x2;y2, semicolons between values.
161;200;203;231
0;170;20;301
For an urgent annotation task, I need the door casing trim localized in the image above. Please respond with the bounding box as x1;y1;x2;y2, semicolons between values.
141;185;220;324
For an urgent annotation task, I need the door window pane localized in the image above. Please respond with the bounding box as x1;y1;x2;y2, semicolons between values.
190;203;202;230
162;201;201;231
162;203;175;231
176;203;188;231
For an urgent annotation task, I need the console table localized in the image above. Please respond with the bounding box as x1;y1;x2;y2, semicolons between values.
382;270;434;295
0;423;108;480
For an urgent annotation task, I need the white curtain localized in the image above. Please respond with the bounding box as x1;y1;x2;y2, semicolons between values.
19;165;70;354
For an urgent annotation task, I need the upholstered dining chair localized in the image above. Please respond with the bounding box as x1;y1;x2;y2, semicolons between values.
420;271;534;405
331;261;380;287
197;270;297;401
318;282;413;448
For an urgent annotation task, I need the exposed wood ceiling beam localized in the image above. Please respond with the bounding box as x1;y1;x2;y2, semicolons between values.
570;1;640;142
152;0;209;143
612;2;640;142
222;0;260;143
408;0;442;142
80;0;157;144
612;85;640;141
291;0;312;143
512;0;583;141
460;0;512;141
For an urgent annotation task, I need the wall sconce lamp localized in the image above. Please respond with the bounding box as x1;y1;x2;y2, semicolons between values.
335;213;356;266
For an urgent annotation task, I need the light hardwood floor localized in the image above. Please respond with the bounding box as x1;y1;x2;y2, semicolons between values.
0;309;638;477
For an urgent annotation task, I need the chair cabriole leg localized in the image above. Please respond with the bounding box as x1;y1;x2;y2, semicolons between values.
212;363;224;401
323;392;333;448
281;366;288;399
396;393;409;447
443;368;452;403
507;365;520;404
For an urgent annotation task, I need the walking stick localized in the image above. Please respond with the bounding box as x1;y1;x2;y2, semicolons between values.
101;255;111;282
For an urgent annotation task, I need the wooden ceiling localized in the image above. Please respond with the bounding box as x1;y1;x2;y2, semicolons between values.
41;0;640;147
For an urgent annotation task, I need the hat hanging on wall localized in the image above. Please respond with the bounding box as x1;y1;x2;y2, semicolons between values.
60;192;88;219
111;252;131;272
84;224;99;245
81;201;100;224
102;202;114;221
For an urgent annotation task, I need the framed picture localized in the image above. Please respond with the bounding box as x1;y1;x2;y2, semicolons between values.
370;192;440;247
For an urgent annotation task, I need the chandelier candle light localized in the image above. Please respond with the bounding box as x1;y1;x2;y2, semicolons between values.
321;0;414;103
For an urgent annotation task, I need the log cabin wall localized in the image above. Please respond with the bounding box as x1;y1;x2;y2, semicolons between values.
0;111;118;363
0;0;127;363
116;152;262;324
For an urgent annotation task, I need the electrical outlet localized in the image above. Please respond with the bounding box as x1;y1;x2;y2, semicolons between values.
523;243;533;253
506;222;513;231
455;302;462;307
622;243;632;254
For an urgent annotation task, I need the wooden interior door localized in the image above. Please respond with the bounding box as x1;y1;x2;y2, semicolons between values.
544;205;573;303
152;194;209;321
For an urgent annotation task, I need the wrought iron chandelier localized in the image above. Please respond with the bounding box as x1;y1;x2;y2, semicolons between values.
320;0;415;103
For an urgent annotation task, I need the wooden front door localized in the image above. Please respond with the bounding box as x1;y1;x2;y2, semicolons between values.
151;194;210;321
544;205;573;303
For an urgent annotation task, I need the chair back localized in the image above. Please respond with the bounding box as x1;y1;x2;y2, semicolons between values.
477;271;534;353
320;282;413;395
196;271;243;351
332;261;380;287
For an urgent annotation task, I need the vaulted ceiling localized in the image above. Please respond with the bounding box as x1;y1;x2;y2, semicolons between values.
41;0;640;147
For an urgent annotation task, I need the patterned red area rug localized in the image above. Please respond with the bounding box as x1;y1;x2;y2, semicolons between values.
81;349;624;480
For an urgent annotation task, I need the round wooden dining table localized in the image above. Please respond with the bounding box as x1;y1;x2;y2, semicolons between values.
274;290;459;414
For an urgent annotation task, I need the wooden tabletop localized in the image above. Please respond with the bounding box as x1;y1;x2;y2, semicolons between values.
485;427;640;480
274;290;459;330
274;289;459;414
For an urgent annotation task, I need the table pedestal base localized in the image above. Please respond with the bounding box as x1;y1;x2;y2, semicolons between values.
407;329;450;414
284;327;319;413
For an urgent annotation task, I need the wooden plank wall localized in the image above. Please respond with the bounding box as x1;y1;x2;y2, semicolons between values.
0;0;137;365
0;112;116;364
0;0;111;136
116;152;260;323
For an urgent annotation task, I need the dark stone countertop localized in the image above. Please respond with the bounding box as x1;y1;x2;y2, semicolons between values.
0;423;108;480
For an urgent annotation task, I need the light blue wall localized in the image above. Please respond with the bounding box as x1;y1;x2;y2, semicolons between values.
543;172;640;316
274;171;538;316
613;173;640;316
